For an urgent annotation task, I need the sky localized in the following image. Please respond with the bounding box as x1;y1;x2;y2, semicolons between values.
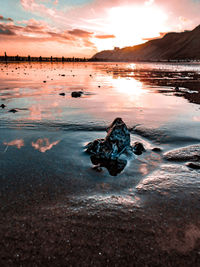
0;0;200;57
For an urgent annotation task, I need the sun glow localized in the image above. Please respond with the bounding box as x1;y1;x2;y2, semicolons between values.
93;4;169;51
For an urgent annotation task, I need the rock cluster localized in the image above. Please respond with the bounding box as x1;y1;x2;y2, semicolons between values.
85;118;145;176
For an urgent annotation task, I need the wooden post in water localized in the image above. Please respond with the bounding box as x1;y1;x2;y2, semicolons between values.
4;52;7;63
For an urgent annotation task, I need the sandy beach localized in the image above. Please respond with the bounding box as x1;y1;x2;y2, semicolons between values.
0;62;200;266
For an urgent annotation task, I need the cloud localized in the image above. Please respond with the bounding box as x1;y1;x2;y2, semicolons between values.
20;0;65;21
19;0;200;34
0;20;94;43
68;29;93;37
0;15;13;22
95;34;116;39
0;24;16;35
3;0;200;57
0;19;97;56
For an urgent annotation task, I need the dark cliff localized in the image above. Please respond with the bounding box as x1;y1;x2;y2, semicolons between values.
92;25;200;61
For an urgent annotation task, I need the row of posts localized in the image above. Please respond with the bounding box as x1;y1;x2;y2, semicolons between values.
2;52;88;62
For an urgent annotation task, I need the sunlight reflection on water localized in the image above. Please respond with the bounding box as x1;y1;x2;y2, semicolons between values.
0;62;200;207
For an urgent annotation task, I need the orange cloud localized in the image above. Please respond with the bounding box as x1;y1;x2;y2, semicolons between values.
68;29;93;38
0;21;95;44
0;15;98;56
95;34;116;39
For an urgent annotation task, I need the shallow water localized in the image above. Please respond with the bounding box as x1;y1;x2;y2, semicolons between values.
0;62;200;210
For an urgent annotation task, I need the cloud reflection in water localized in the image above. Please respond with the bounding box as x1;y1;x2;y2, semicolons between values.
3;139;25;149
32;138;60;153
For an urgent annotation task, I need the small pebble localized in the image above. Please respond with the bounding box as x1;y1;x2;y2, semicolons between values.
9;109;18;113
71;91;83;98
133;142;145;155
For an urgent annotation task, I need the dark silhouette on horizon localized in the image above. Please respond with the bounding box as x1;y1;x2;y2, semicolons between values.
92;24;200;62
0;54;90;63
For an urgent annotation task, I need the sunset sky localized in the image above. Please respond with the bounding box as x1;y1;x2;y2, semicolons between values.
0;0;200;57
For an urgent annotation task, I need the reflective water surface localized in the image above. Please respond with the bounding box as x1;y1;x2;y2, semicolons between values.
0;62;200;209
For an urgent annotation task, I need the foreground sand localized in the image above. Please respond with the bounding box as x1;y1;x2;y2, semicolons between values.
1;190;200;267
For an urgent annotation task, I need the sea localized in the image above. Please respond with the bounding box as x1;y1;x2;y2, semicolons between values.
0;61;200;210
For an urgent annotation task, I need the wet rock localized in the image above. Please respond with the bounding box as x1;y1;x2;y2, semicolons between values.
0;104;6;108
164;144;200;162
186;162;200;170
85;118;135;176
91;155;127;176
9;109;18;113
136;164;200;195
71;91;83;98
59;93;65;96
85;139;104;155
106;117;130;153
133;142;146;155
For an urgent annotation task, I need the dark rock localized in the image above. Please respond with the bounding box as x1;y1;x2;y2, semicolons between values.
43;81;46;83
0;104;6;108
85;139;104;155
85;118;134;176
152;147;162;152
59;93;65;96
175;86;179;91
186;162;200;170
9;109;18;113
133;142;146;155
106;117;124;132
91;155;127;176
106;118;130;153
164;145;200;162
71;91;83;98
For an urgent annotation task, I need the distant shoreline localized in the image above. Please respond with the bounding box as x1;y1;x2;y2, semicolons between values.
0;57;200;64
0;56;90;63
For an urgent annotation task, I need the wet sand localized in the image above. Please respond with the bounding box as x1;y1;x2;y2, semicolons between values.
0;62;200;266
1;194;200;266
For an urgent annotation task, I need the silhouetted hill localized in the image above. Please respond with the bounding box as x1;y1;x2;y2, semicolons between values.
92;25;200;61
